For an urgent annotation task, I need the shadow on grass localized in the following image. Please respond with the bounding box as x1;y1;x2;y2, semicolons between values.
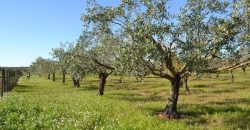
107;81;169;92
207;85;249;94
190;89;206;94
210;89;236;94
109;78;160;84
207;98;250;105
218;80;250;86
181;105;249;116
83;79;99;84
190;80;250;95
193;84;208;88
108;83;148;91
145;103;250;129
78;84;98;91
14;84;35;93
107;92;165;102
180;105;250;129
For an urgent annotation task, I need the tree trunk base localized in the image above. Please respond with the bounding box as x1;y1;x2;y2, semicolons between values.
186;91;191;95
97;93;103;96
157;112;181;120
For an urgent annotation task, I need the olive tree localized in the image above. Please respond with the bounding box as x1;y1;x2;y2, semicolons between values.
208;0;250;81
29;57;45;77
65;40;91;87
51;43;71;84
82;0;242;118
116;41;150;82
30;57;58;81
87;35;119;96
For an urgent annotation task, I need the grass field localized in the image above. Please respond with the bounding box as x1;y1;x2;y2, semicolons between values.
0;69;250;129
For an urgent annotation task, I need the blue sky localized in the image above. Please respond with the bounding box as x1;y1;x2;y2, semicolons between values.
0;0;185;67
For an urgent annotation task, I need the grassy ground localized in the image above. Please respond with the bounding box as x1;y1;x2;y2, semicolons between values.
0;69;249;129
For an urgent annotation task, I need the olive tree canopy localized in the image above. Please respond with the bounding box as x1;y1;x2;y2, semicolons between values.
82;0;245;118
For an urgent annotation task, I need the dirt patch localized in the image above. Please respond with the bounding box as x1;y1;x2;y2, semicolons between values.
155;112;181;120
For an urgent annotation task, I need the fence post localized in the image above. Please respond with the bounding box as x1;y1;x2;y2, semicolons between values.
8;70;11;91
6;70;8;91
1;69;5;97
10;70;12;90
7;70;10;91
0;69;2;97
1;68;26;97
10;70;13;90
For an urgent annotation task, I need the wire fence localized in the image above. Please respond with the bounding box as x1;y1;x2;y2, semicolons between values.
0;67;27;97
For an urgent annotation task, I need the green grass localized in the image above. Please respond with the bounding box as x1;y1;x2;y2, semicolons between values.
0;69;250;129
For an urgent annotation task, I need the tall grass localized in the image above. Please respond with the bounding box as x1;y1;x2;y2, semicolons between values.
0;69;249;129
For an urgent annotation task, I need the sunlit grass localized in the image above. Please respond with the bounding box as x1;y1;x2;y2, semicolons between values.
0;69;249;129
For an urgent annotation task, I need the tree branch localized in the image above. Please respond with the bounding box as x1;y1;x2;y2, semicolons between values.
180;54;198;74
141;58;174;81
148;35;167;53
107;70;114;75
221;59;250;71
146;35;177;76
93;59;115;70
206;58;250;73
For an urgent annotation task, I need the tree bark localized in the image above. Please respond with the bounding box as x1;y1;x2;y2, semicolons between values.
242;66;246;74
97;73;108;96
230;70;234;83
76;79;80;87
48;73;51;80
63;72;66;84
72;78;77;87
164;73;181;119
135;75;139;82
184;76;190;94
27;72;30;80
216;72;219;78
72;73;80;87
52;72;56;82
120;76;124;83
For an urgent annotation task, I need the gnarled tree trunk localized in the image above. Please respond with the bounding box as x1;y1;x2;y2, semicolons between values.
97;73;108;96
62;72;66;84
183;76;190;94
76;79;80;87
230;70;234;83
164;73;181;119
73;78;77;87
216;72;219;78
135;76;139;82
72;73;80;87
72;78;80;87
242;66;246;74
48;73;51;80
52;72;56;82
120;76;124;83
27;72;31;80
